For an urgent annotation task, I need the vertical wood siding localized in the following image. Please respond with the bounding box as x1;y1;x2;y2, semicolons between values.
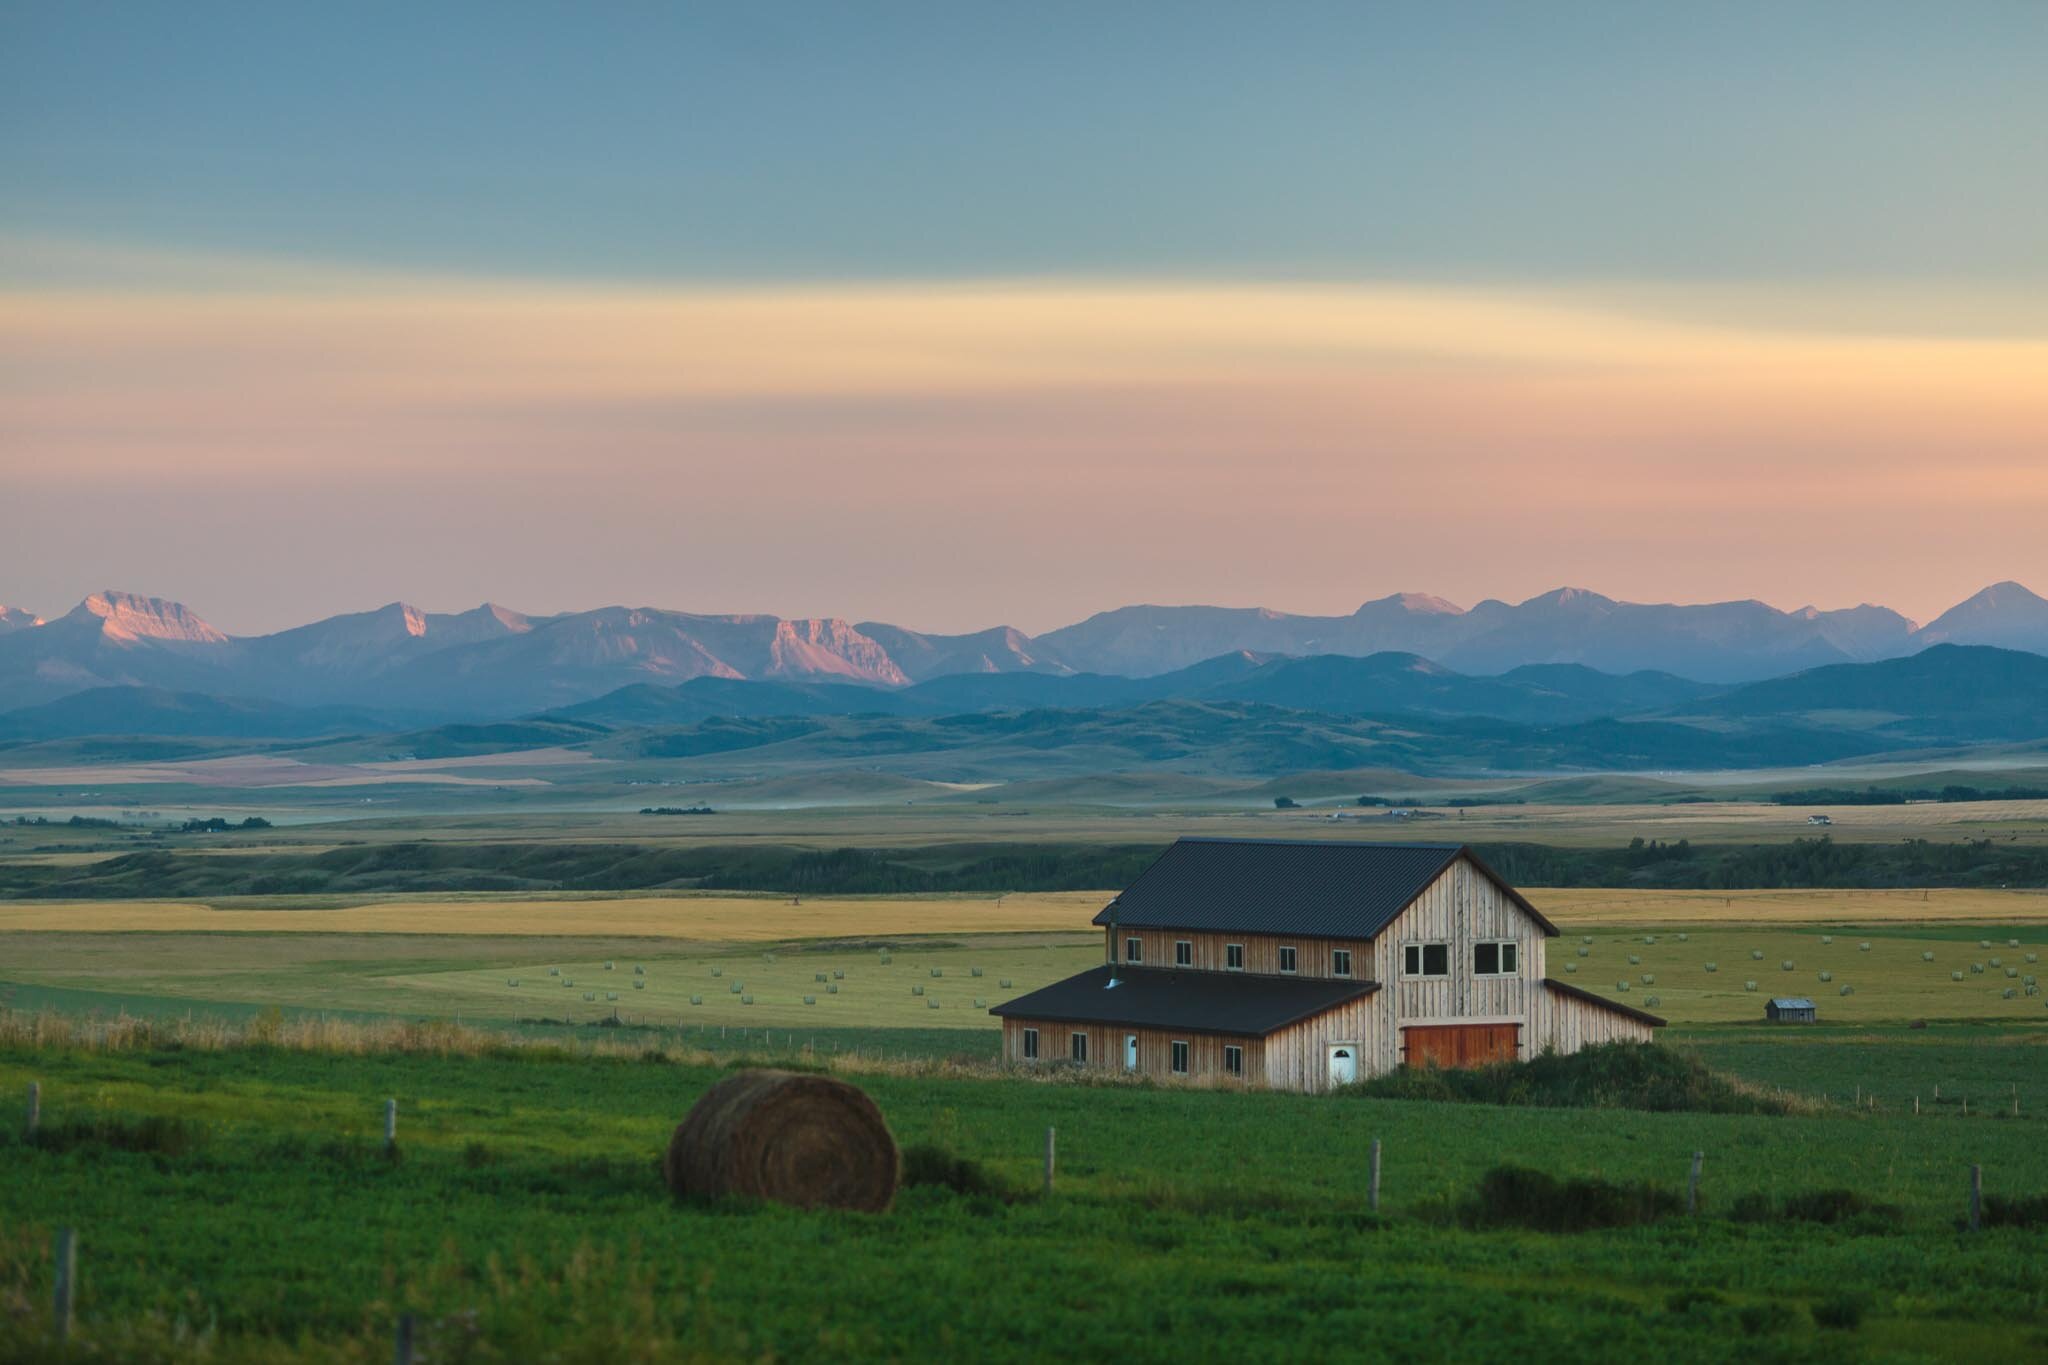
1019;855;1650;1092
1259;996;1378;1093
1363;858;1552;1077
1000;1017;1263;1084
1525;982;1655;1052
1103;928;1376;980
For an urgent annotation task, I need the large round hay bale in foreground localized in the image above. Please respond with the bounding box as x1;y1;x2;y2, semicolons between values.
664;1070;898;1212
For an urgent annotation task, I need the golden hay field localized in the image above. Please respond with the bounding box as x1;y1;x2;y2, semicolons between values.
0;890;1109;940
5;886;2048;942
1525;886;2048;926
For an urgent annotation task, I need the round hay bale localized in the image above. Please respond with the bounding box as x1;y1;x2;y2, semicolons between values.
664;1069;898;1211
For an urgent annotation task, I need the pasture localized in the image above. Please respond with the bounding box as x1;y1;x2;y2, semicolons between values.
2;1019;2045;1362
2;887;2045;1034
4;883;2048;1361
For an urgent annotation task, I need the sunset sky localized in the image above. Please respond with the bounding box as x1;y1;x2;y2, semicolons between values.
4;2;2045;634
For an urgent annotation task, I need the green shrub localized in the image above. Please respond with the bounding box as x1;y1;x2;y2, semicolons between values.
900;1143;1012;1200
1347;1042;1785;1115
1811;1291;1868;1330
1461;1164;1678;1233
26;1113;204;1157
1739;1302;1799;1336
1982;1193;2048;1228
1664;1288;1728;1315
1732;1188;1902;1229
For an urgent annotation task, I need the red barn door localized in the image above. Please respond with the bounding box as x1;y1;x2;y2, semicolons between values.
1401;1023;1519;1069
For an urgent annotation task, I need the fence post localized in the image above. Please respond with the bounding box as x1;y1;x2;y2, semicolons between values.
1969;1164;1982;1232
53;1227;76;1343
384;1098;398;1153
25;1081;37;1136
1043;1125;1056;1195
1687;1150;1704;1215
1369;1138;1382;1214
394;1312;416;1365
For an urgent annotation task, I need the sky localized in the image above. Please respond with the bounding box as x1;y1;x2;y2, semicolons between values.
3;1;2046;635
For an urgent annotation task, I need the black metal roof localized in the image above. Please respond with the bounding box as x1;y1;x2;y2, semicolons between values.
1089;837;1558;940
989;964;1378;1037
1543;977;1667;1028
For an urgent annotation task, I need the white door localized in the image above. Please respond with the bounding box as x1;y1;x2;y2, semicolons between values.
1327;1045;1358;1086
1125;1034;1138;1070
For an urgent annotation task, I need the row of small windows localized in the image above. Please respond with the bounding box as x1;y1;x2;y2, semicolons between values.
1019;1028;1245;1078
1125;937;1351;977
1120;935;1519;978
1401;939;1519;978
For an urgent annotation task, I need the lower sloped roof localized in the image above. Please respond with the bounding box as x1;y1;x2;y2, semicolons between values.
989;964;1377;1037
1543;977;1667;1028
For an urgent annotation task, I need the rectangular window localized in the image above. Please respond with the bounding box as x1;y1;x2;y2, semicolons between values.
1332;949;1353;977
1474;940;1520;976
1170;1040;1190;1075
1403;942;1450;978
1125;936;1142;963
1279;946;1298;974
1174;939;1193;967
1021;1028;1039;1060
1224;1045;1243;1076
1226;943;1245;971
1070;1031;1088;1063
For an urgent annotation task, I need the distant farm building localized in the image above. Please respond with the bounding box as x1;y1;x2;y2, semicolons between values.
1806;814;1834;826
990;838;1662;1093
1765;997;1818;1023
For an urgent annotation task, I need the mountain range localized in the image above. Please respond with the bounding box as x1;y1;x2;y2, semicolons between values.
2;581;2046;718
267;644;2047;781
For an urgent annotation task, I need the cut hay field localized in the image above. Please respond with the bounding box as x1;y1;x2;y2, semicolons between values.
0;931;1100;1031
2;888;2046;1033
0;889;1106;938
1526;885;2048;925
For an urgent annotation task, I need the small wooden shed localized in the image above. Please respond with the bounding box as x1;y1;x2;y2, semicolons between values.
1765;997;1817;1023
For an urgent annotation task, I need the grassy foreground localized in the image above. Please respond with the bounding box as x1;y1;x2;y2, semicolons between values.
2;1018;2045;1362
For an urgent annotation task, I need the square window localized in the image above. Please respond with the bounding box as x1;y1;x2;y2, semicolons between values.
1022;1028;1039;1060
1279;946;1298;974
1070;1032;1088;1063
1125;937;1142;963
1224;1045;1243;1076
1171;1040;1190;1074
1405;942;1449;978
1473;940;1521;977
1226;943;1245;971
1175;939;1193;966
1333;949;1352;977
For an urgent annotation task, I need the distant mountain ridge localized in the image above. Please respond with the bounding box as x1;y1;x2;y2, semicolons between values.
1;580;2044;714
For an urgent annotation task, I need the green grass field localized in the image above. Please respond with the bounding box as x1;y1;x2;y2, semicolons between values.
4;885;2047;1361
2;1027;2045;1362
1;895;2041;1031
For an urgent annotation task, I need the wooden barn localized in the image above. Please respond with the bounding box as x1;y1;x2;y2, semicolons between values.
990;838;1662;1093
1765;997;1818;1023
